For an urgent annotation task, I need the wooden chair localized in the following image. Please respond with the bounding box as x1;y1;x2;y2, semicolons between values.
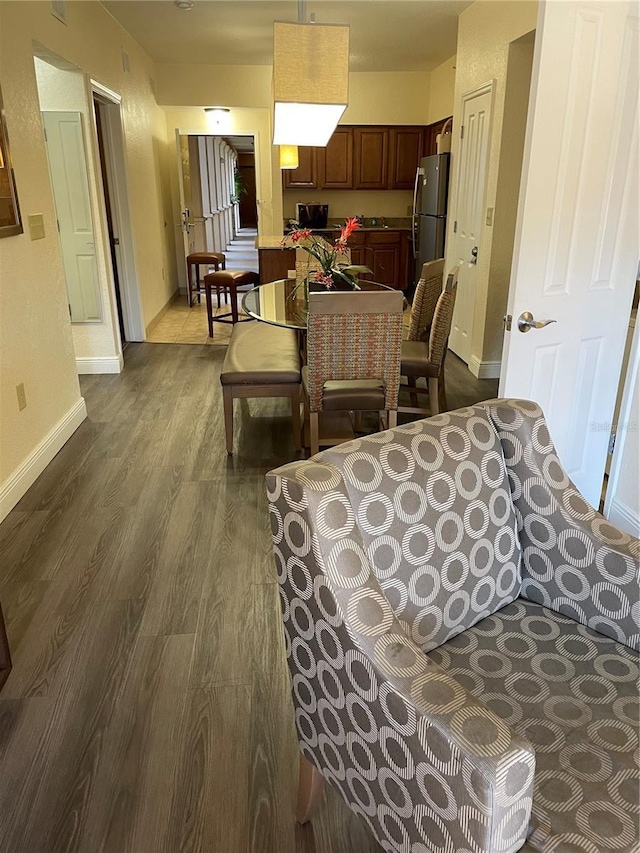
399;266;459;416
304;290;404;456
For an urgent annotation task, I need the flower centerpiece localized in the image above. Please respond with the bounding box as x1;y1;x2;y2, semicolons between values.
281;217;371;294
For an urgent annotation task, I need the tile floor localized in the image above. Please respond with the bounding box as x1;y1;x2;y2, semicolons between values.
146;293;248;345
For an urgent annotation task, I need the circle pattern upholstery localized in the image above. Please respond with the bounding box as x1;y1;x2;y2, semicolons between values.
266;399;640;853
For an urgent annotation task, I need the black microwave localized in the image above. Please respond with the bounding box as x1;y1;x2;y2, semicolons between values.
296;203;329;229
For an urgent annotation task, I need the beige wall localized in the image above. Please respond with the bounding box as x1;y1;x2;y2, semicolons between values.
446;0;538;373
0;0;176;511
283;190;412;222
427;54;456;123
34;56;122;363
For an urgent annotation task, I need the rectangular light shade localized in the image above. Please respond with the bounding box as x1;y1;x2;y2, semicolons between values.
279;145;299;169
274;103;346;146
273;21;349;147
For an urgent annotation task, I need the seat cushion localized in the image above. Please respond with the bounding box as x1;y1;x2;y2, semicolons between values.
220;322;301;385
204;269;259;288
401;340;439;377
320;405;523;652
430;599;640;853
302;367;385;411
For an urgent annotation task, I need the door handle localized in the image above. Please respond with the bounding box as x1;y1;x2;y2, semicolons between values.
470;246;478;265
517;311;557;333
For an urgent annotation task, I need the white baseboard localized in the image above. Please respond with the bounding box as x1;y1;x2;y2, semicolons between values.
76;354;124;374
606;497;640;538
468;356;502;380
0;397;88;522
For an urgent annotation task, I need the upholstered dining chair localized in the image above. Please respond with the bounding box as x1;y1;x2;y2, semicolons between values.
400;265;459;416
304;289;404;456
406;257;445;342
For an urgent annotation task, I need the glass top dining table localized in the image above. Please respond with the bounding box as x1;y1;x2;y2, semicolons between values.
241;279;403;330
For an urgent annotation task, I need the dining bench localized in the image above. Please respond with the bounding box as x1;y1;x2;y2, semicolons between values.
220;322;302;454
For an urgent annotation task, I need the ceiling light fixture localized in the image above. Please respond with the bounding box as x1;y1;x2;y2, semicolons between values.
174;0;193;10
205;107;231;131
272;20;349;147
279;145;299;170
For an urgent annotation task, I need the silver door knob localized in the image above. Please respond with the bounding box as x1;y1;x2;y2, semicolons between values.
517;311;557;333
470;246;478;265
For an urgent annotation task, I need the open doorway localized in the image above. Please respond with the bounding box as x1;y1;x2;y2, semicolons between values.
148;133;258;345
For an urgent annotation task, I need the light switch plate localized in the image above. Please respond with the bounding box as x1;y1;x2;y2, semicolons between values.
28;214;45;240
486;207;494;227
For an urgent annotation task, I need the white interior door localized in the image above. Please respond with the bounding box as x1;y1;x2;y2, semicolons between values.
449;84;493;363
176;131;196;268
42;111;100;322
500;0;639;508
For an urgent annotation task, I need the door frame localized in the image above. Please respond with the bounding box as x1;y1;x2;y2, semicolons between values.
448;79;496;368
89;79;144;342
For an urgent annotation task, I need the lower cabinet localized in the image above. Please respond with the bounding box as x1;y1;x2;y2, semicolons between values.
315;229;411;290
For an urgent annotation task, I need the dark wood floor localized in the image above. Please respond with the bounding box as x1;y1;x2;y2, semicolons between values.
0;343;497;853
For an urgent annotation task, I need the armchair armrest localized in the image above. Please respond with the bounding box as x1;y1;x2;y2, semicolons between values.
267;460;535;853
484;399;640;651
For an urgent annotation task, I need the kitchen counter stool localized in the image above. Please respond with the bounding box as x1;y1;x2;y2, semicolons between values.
186;252;226;307
204;270;260;337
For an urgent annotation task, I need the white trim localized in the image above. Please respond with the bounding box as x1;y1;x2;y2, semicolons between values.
90;78;121;104
0;398;87;522
76;354;124;374
606;497;640;538
468;355;501;380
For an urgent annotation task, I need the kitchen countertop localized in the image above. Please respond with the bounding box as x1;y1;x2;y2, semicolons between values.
256;226;411;249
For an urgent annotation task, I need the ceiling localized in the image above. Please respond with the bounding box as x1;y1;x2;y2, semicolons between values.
102;1;471;72
223;135;255;152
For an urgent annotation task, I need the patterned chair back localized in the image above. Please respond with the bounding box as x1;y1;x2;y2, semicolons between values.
427;265;459;371
305;290;404;413
407;258;445;341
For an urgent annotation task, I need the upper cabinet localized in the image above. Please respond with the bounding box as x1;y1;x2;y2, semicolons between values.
282;120;452;192
282;146;318;189
354;127;389;190
318;128;354;189
389;127;425;189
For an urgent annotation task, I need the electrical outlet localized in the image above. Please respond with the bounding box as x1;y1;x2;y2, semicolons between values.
16;383;27;411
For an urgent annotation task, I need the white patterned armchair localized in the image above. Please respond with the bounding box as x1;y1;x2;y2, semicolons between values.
266;400;639;853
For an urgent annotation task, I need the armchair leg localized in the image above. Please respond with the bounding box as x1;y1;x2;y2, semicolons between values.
388;409;397;429
296;753;324;825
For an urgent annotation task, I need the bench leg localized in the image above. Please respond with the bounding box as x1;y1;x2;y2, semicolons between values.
223;386;234;453
291;385;302;450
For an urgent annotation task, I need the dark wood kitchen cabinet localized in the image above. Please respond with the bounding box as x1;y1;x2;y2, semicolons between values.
354;127;389;189
318;127;354;189
315;228;412;290
282;146;318;189
389;127;425;189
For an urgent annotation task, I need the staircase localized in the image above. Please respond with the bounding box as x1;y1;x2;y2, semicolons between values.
224;227;258;273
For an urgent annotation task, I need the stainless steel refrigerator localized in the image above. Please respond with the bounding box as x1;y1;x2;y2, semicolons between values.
412;154;450;282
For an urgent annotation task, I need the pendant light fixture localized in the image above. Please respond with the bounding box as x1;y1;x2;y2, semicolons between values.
279;145;299;169
272;20;349;147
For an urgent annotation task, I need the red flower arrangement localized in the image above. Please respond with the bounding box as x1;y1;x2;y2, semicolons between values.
281;217;370;291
